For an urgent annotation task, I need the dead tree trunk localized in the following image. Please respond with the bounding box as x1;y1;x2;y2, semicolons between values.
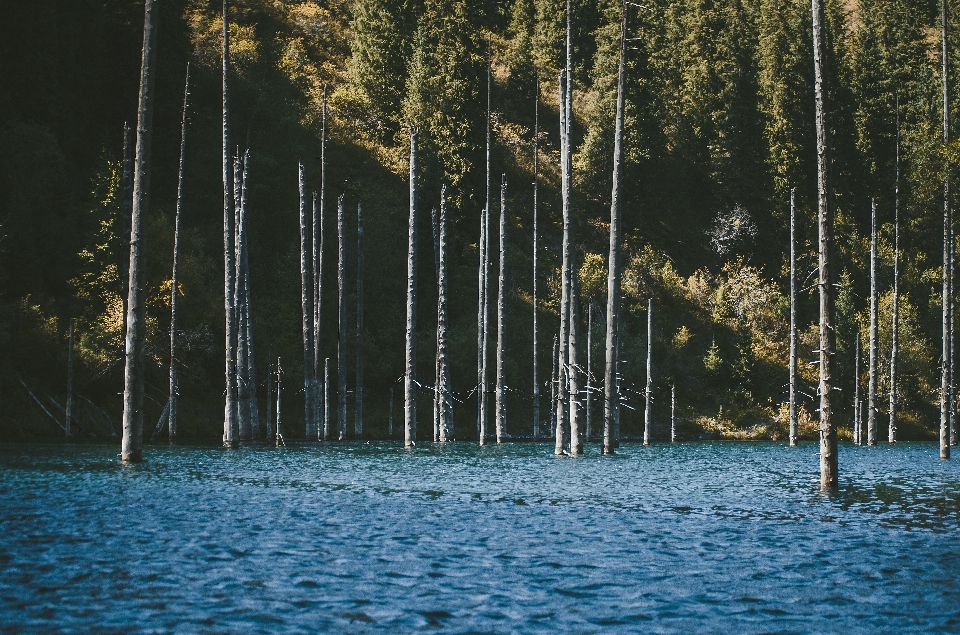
221;0;239;449
432;204;440;443
236;156;251;441
266;343;274;441
644;298;653;445
562;0;580;456
388;385;394;438
121;0;159;462
813;0;838;485
438;185;453;442
169;63;190;445
789;188;798;446
550;334;558;432
337;194;347;441
556;68;570;456
495;176;508;443
356;201;364;438
121;122;133;337
299;162;315;441
324;357;331;441
854;335;861;445
942;0;952;459
479;49;492;446
568;277;582;454
66;318;74;438
532;75;540;440
276;356;283;446
404;128;419;448
603;2;627;456
314;86;327;439
868;198;878;445
241;152;258;439
310;191;320;438
586;302;593;441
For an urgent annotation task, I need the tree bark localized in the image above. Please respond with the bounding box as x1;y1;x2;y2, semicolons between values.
942;0;952;460
556;69;570;456
431;205;440;443
299;162;315;441
266;343;274;441
854;335;861;445
315;85;327;436
236;156;251;441
532;74;540;440
404;128;419;448
789;188;798;446
868;198;878;445
644;298;653;445
324;357;331;441
337;194;347;441
495;176;508;443
550;334;558;435
586;302;593;442
66;318;74;438
388;385;394;438
671;383;676;443
438;185;453;442
241;152;258;439
813;0;838;486
356;201;364;438
479;49;492;446
121;0;159;462
604;3;627;456
311;191;320;438
121;122;133;337
890;178;899;443
169;63;190;445
276;356;283;446
222;0;239;449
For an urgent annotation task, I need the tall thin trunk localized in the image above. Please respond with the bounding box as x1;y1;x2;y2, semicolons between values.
563;0;581;456
66;318;74;438
868;198;878;445
431;205;440;443
121;122;133;337
311;191;320;438
495;176;508;443
603;2;627;456
586;302;593;441
266;343;274;441
388;386;394;438
222;0;238;449
122;0;159;462
479;49;492;446
556;69;570;456
568;275;582;454
337;195;347;441
169;63;190;445
299;162;315;441
854;335;861;445
438;185;452;442
276;356;283;446
813;0;837;486
356;201;364;438
550;334;558;433
315;85;327;435
671;383;676;443
404;128;419;448
943;0;952;459
241;152;258;439
643;298;653;445
236;156;251;440
789;188;798;446
614;327;621;447
324;357;331;441
890;173;899;443
532;74;540;440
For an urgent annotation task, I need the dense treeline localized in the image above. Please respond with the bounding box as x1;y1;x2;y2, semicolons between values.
1;0;958;443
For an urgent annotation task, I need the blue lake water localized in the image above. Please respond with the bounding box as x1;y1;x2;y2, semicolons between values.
1;440;959;634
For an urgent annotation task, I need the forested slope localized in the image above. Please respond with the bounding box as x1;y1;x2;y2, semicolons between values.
0;0;954;442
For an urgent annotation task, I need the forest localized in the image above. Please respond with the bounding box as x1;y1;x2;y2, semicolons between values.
2;0;959;457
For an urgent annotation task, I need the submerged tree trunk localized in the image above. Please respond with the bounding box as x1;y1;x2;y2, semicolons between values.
241;153;258;439
603;2;626;456
169;63;190;445
568;277;582;454
889;104;900;444
868;199;878;446
299;162;315;441
532;75;540;440
854;335;861;445
311;191;320;439
432;204;440;443
556;68;570;457
942;0;952;460
121;122;133;336
789;188;798;446
479;50;492;446
222;0;239;449
813;0;838;486
236;156;251;441
586;302;593;442
266;343;274;441
404;128;419;448
438;185;452;443
671;383;676;443
550;334;558;435
356;202;364;438
66;319;74;438
644;298;653;446
122;0;159;462
324;357;331;441
337;195;347;441
314;86;327;439
276;356;283;446
388;385;394;438
562;0;580;456
495;176;507;443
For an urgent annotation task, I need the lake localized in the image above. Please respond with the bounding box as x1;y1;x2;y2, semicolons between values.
1;441;959;634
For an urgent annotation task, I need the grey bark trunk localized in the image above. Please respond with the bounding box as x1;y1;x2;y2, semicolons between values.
66;319;74;438
337;195;347;441
276;356;283;446
121;122;132;335
890;183;899;443
236;156;251;440
671;383;676;442
324;357;331;441
222;0;239;449
266;343;274;441
868;199;878;445
241;152;258;439
854;336;861;445
388;386;394;438
789;188;798;446
404;128;419;448
169;63;190;445
121;0;159;462
644;298;653;445
603;3;626;455
586;302;593;441
532;75;540;439
299;162;315;441
943;0;952;459
356;202;364;438
550;335;558;434
556;69;570;456
568;276;582;454
495;176;508;443
311;192;320;438
438;185;453;442
479;50;492;446
315;86;327;434
431;205;440;443
813;0;838;486
562;0;580;456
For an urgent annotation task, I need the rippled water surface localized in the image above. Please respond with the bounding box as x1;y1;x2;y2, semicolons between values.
1;441;959;634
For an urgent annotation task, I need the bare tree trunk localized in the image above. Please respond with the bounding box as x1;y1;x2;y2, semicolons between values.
169;63;190;445
568;277;582;454
241;153;258;439
315;86;327;436
404;128;419;448
868;199;878;445
121;0;159;462
603;3;626;456
586;302;593;442
479;49;492;446
614;327;621;447
550;334;558;434
337;195;347;441
121;122;133;337
942;0;952;460
431;205;440;443
789;188;798;446
952;218;958;447
813;0;838;486
438;185;453;443
311;191;320;438
388;386;394;438
276;356;283;446
236;156;251;441
532;75;540;440
66;318;74;439
299;162;315;441
888;103;900;444
221;0;239;449
671;383;676;443
556;68;570;457
324;357;330;441
356;202;364;438
562;0;580;456
644;298;653;445
495;176;508;443
266;343;273;441
854;335;861;445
